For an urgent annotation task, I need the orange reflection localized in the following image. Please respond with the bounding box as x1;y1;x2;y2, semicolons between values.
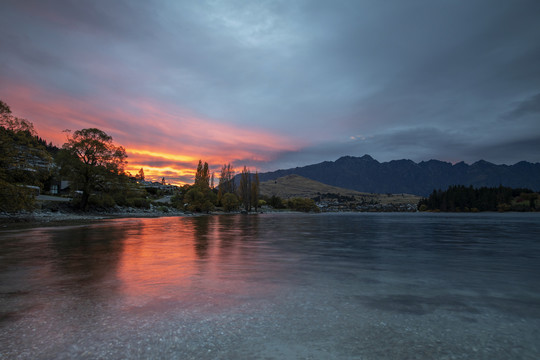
114;216;279;311
116;218;200;304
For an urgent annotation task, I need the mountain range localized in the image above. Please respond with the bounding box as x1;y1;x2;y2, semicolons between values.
256;155;540;197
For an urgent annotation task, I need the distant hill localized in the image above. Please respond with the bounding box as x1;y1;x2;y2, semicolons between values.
257;155;540;197
260;174;362;199
260;174;421;205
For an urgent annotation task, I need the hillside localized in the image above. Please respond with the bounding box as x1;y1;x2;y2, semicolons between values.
257;155;540;196
260;174;362;199
260;174;421;206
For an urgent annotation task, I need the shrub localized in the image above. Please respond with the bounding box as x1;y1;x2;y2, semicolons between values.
267;195;285;209
222;193;239;212
287;197;320;213
170;194;184;209
131;197;150;209
88;193;115;208
112;192;129;207
0;180;35;212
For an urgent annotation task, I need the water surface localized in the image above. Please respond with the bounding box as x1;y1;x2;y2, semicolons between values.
1;213;539;359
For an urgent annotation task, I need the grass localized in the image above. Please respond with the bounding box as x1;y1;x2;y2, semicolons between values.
259;174;421;205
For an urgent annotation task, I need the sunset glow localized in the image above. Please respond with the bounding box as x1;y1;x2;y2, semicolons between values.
1;81;302;184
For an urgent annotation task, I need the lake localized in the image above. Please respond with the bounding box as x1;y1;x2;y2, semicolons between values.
1;213;539;359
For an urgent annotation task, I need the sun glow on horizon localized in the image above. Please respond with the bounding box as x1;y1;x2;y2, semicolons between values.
128;149;198;164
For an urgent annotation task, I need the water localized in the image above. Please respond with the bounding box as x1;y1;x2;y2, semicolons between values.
1;213;539;359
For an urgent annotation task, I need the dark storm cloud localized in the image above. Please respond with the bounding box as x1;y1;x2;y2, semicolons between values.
503;93;540;120
272;127;470;169
2;0;540;173
465;135;540;165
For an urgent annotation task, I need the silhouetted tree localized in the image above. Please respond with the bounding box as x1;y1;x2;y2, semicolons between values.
239;166;251;212
194;160;210;189
59;128;127;210
418;185;536;212
267;195;285;209
136;168;145;181
251;171;260;211
182;160;216;212
218;163;235;205
0;99;52;211
222;192;239;212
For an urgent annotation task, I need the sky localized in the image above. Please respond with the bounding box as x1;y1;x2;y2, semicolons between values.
2;0;540;184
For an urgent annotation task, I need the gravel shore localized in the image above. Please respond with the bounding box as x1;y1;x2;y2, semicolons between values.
0;206;190;230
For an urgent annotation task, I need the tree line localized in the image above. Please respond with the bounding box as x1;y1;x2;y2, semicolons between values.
418;185;538;212
168;160;262;213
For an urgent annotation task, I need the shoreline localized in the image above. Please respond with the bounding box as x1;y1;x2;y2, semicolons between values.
0;208;191;230
0;207;290;230
4;207;536;231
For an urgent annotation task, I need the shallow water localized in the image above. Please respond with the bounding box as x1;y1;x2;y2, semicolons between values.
1;213;539;359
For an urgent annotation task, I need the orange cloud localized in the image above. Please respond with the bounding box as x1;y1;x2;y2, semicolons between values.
128;149;198;164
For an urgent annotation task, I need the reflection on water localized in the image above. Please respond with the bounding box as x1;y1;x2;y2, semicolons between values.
1;213;540;359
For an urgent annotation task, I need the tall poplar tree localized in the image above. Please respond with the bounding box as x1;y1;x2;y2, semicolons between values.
194;160;210;189
239;166;251;212
218;163;236;204
185;160;215;212
251;171;260;212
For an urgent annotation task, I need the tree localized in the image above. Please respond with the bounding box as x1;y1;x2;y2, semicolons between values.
136;168;145;181
183;160;216;213
217;163;235;206
60;128;127;210
222;192;239;212
194;160;210;189
1;114;47;180
218;163;235;193
1;99;52;212
251;171;260;211
287;197;320;212
417;185;537;212
0;100;11;116
267;195;285;209
238;166;251;212
521;192;538;210
184;187;204;212
1;101;36;136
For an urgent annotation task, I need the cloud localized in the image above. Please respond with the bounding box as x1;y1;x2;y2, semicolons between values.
2;0;540;177
465;135;540;165
503;93;540;120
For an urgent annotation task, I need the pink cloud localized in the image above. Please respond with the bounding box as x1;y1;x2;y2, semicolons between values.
1;80;304;184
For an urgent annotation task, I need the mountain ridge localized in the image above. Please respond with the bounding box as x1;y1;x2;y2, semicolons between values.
256;155;540;196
